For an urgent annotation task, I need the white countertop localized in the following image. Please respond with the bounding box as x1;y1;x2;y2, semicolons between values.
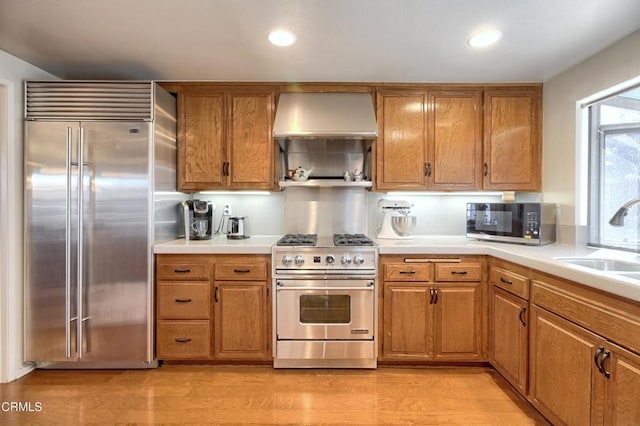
154;235;640;303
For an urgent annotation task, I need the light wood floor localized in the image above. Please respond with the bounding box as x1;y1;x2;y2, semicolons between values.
0;365;548;425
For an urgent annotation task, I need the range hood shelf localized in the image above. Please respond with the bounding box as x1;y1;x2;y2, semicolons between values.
278;179;373;188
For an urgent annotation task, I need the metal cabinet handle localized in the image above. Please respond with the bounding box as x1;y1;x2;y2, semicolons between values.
399;270;416;275
594;346;605;373
600;350;611;378
234;268;251;273
175;298;192;303
518;307;527;326
214;286;219;303
434;288;438;304
484;162;488;176
500;277;513;285
174;268;191;274
451;271;468;275
222;162;230;176
425;163;432;177
429;288;435;304
174;338;192;343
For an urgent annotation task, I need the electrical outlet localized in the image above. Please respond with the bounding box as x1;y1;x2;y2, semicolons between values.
223;204;231;215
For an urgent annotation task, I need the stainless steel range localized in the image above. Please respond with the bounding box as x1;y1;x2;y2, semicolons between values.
272;233;378;368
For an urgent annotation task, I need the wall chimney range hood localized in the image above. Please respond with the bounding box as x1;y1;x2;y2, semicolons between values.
272;92;378;139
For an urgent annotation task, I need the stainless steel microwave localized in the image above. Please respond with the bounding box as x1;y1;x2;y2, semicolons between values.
466;203;556;245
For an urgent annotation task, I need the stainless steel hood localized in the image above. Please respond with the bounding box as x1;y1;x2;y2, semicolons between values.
272;93;378;139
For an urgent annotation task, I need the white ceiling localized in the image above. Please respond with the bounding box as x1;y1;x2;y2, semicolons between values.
1;0;640;83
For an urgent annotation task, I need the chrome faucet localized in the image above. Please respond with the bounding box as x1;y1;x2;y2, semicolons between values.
609;197;640;226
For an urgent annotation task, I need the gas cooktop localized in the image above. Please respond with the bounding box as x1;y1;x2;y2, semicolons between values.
276;233;375;247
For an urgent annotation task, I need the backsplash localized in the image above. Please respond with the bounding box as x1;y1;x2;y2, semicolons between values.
191;190;542;237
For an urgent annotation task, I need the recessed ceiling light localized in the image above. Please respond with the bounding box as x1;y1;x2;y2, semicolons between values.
468;29;502;48
268;29;296;47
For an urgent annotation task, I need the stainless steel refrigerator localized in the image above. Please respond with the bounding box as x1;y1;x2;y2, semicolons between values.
24;81;182;367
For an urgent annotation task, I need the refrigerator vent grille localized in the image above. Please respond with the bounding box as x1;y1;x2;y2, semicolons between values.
25;81;155;120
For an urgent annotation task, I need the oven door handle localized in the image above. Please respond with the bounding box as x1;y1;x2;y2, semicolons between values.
276;286;375;291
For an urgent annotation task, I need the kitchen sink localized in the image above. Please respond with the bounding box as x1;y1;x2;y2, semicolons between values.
555;257;640;273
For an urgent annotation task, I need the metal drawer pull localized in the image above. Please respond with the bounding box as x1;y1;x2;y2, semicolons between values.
234;268;251;273
500;277;513;285
399;270;416;275
174;338;192;343
175;298;192;303
173;268;191;273
594;346;605;373
451;271;468;275
519;307;527;326
600;350;611;378
404;258;461;263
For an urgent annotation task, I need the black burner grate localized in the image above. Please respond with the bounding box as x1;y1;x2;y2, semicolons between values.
333;233;375;246
276;233;318;246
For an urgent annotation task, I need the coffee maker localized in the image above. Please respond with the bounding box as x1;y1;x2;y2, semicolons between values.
181;200;214;240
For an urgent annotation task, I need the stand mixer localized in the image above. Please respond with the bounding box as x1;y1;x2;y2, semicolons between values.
376;199;417;239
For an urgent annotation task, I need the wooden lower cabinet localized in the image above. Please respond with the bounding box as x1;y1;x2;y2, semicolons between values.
381;281;482;361
530;305;640;425
157;320;211;359
490;286;528;395
214;281;269;360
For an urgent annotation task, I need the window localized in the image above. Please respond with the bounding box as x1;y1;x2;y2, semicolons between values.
587;86;640;252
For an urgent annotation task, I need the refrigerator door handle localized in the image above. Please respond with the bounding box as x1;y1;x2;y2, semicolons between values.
65;126;73;359
77;126;84;359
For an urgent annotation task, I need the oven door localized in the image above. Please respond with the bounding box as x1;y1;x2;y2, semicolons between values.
275;279;375;340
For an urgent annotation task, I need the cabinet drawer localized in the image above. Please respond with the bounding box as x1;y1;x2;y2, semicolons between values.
157;262;210;280
435;262;483;281
157;321;211;359
157;283;211;319
383;263;433;281
489;266;529;299
215;263;267;280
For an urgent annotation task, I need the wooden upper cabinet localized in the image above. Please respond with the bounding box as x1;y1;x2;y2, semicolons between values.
375;90;427;190
176;86;276;191
178;89;226;190
427;90;482;190
483;88;541;191
228;91;275;189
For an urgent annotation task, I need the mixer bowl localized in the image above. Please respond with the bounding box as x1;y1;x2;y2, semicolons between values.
391;215;417;236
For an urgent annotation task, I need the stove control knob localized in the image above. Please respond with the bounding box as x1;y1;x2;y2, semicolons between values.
341;254;352;265
353;254;365;265
326;255;336;264
281;255;293;266
294;255;305;266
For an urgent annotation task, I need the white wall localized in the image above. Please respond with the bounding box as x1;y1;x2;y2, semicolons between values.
543;29;640;244
0;49;56;383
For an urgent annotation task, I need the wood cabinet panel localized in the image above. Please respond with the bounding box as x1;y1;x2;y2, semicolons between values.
157;283;211;320
157;261;211;281
434;283;482;360
375;90;426;190
382;283;433;359
383;263;433;282
529;306;601;426
489;265;529;299
490;286;528;394
605;344;640;425
427;90;482;190
434;262;483;282
215;262;268;281
157;320;211;359
483;89;541;191
214;282;269;360
228;91;275;189
178;91;225;190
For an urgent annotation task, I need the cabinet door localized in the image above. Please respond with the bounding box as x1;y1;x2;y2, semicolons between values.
529;306;604;426
490;286;528;394
228;90;275;189
433;283;482;361
382;283;433;360
214;282;269;360
426;90;482;190
375;90;427;190
177;89;226;190
604;343;640;425
483;89;541;191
